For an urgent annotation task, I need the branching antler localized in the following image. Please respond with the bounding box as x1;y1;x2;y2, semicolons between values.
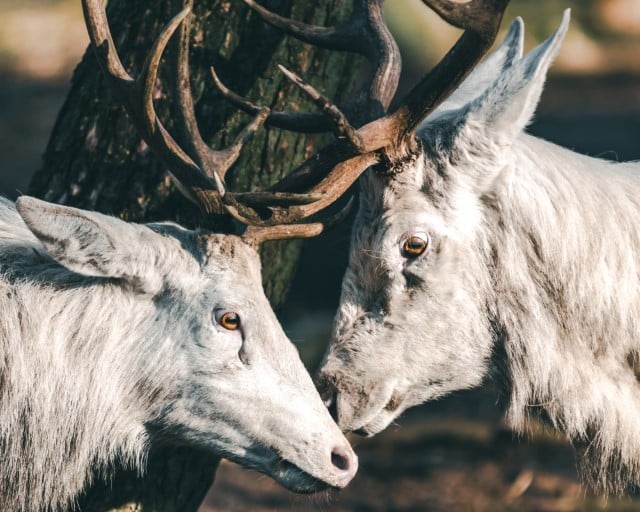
84;0;239;215
82;0;348;241
236;0;511;198
218;0;400;132
388;0;512;144
83;0;511;242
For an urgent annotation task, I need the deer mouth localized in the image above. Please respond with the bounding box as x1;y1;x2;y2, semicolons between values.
332;379;402;435
270;458;333;494
224;451;333;493
353;395;405;437
234;441;355;493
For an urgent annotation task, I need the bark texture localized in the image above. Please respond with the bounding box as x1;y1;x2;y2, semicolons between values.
29;0;358;510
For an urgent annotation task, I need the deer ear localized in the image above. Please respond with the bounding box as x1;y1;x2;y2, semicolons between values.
16;196;163;290
426;16;524;122
466;9;569;137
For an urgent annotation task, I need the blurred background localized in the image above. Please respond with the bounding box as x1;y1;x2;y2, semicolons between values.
2;0;640;510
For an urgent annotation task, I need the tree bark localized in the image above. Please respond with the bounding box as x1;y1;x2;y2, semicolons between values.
29;0;357;510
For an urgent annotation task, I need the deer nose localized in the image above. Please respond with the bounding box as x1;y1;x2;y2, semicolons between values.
330;444;358;488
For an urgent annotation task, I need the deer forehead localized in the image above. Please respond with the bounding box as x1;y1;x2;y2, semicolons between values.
196;233;262;281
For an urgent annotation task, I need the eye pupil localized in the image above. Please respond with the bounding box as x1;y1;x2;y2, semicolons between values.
219;312;240;330
401;233;429;257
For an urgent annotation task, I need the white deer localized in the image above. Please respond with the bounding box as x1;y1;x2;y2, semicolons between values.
310;6;640;493
0;196;356;512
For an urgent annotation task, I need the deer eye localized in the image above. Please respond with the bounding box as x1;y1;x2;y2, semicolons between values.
215;310;241;331
400;232;430;258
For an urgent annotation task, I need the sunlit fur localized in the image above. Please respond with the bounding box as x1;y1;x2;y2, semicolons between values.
0;197;355;511
318;10;640;493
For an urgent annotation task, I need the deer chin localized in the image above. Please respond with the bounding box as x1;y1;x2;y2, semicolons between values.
223;450;331;493
218;431;357;494
335;378;402;435
354;390;409;437
353;409;399;437
269;459;333;493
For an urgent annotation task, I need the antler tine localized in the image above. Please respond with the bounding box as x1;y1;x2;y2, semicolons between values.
242;195;354;246
264;151;379;225
210;66;337;133
212;107;271;179
244;0;357;52
422;0;511;35
81;0;132;84
83;0;277;219
242;219;324;246
348;0;401;119
277;65;364;152
166;1;216;181
240;0;400;129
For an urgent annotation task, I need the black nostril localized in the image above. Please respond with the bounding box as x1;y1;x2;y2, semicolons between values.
331;447;350;472
330;445;358;486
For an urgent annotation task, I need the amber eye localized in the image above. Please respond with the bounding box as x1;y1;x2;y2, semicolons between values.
400;232;430;258
217;311;241;331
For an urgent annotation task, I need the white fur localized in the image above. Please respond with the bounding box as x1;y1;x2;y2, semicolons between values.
0;197;355;511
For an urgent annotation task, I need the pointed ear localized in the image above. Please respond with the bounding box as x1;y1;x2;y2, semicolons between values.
466;9;569;136
425;16;524;123
16;196;165;291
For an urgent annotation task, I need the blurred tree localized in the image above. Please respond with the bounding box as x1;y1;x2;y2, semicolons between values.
28;0;356;510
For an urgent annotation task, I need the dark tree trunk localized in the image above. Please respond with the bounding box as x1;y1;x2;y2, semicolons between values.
29;0;358;510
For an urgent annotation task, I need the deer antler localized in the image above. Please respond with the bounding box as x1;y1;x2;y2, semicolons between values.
83;0;510;241
234;0;511;212
81;0;348;240
216;0;399;132
388;0;511;145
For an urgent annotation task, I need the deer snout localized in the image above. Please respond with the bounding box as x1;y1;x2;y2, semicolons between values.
329;443;358;488
317;369;398;435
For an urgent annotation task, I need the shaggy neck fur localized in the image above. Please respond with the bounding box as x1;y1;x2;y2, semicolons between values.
0;205;173;511
486;133;640;492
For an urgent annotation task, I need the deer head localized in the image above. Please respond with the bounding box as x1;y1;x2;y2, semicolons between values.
313;9;570;435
